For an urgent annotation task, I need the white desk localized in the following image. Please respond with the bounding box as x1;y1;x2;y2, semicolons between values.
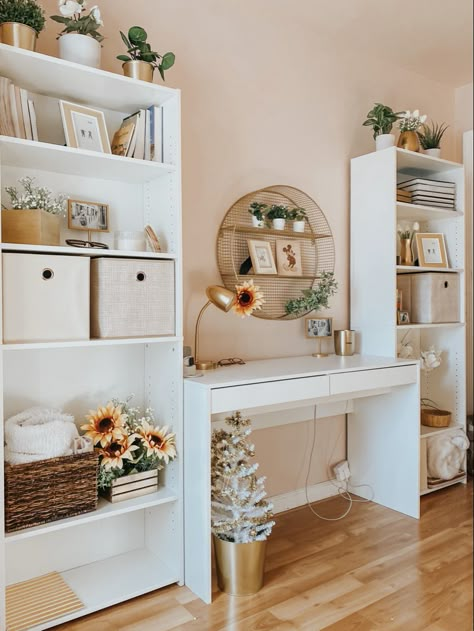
184;355;420;603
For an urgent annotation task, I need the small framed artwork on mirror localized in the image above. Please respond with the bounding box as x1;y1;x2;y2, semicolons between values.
247;239;277;274
305;317;333;357
275;240;303;276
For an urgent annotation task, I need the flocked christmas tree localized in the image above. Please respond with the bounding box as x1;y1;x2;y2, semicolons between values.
211;411;275;543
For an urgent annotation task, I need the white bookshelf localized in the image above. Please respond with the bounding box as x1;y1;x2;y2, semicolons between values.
351;147;466;496
0;46;183;629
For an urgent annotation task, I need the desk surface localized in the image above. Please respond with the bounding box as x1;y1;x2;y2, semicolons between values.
186;354;418;389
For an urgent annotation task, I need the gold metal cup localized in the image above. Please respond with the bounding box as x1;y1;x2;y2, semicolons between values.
122;61;154;83
334;330;355;356
213;536;266;596
0;22;37;51
397;130;420;152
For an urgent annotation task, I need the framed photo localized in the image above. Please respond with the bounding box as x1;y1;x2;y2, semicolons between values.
60;100;110;153
68;199;109;232
415;233;448;268
247;239;277;274
305;317;333;338
397;310;410;325
275;240;303;277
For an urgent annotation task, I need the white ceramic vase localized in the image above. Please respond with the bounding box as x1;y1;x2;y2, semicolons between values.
424;148;441;158
59;33;101;68
251;215;264;228
292;220;305;232
375;134;395;151
272;218;285;230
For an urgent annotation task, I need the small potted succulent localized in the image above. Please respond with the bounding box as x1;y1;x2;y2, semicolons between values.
51;0;104;68
248;201;267;228
417;121;448;158
117;26;175;83
397;110;427;152
363;103;402;151
0;0;45;51
289;207;307;232
266;204;288;230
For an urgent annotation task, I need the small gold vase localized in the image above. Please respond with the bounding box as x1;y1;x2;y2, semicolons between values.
122;60;154;83
399;238;414;266
397;130;420;152
213;535;267;596
0;22;37;51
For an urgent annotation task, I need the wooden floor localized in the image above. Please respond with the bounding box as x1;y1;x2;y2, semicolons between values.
57;481;473;631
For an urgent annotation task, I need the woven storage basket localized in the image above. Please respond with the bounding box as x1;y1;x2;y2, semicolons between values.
421;407;452;428
4;452;98;532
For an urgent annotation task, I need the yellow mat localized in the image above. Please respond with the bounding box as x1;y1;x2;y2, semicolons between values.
6;571;84;631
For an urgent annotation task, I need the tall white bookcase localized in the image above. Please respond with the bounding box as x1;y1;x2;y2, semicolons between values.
0;45;183;629
351;147;466;495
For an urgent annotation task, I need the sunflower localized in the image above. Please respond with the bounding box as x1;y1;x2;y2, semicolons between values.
137;421;177;463
97;434;139;470
232;280;265;318
81;402;127;447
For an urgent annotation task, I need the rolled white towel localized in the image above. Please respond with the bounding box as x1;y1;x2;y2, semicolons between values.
5;407;78;465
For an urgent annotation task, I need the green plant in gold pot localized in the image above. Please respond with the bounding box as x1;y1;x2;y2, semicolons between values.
0;0;45;51
117;26;175;83
397;109;427;152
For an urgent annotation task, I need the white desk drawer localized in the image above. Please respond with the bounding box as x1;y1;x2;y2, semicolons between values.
211;375;330;413
330;365;417;396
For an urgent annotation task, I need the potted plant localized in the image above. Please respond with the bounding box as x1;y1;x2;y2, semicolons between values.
266;204;288;230
417;121;449;158
51;0;104;68
363;103;402;151
0;0;45;51
248;201;267;228
2;176;66;246
81;396;177;503
211;411;275;595
117;26;175;83
397;110;427;152
397;221;419;266
285;271;338;316
289;207;307;232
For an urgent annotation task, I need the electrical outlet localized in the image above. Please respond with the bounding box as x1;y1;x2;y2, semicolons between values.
333;460;351;482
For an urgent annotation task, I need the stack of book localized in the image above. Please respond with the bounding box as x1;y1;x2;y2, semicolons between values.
0;76;38;141
397;188;412;203
398;178;456;209
111;106;163;161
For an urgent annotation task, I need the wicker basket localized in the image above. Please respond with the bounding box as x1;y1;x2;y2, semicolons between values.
421;406;452;428
5;452;98;532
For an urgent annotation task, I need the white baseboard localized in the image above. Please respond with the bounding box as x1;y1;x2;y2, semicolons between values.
270;480;339;514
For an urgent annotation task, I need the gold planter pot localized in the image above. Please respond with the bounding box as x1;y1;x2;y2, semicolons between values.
213;535;267;596
122;60;154;83
0;22;37;51
397;130;420;152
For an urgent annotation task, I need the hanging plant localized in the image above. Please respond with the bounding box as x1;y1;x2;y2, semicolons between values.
285;271;338;316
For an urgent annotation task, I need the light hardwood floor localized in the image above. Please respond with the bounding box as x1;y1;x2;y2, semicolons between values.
57;481;473;631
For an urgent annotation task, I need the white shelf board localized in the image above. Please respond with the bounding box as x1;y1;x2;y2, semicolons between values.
0;43;177;111
5;488;178;543
396;265;463;274
397;322;464;330
1;242;177;260
420;424;462;438
0;136;175;182
24;549;179;631
396;148;463;176
420;475;467;495
2;336;181;351
396;202;462;221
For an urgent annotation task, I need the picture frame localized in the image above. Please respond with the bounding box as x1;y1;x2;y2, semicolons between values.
68;199;109;233
275;240;303;277
397;310;410;325
247;239;277;274
305;317;333;338
415;233;448;268
60;100;111;153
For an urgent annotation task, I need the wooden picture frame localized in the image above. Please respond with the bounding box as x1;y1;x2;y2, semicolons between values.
247;239;277;274
275;240;303;277
415;233;448;268
60;100;110;153
68;199;109;233
305;317;333;338
397;310;410;325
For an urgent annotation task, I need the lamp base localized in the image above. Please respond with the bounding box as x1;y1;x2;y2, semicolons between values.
312;352;329;358
195;359;218;370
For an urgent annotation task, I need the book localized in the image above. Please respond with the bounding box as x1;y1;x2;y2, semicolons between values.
410;190;455;200
15;86;27;139
148;105;163;162
412;200;455;208
132;109;146;160
28;99;38;141
9;83;22;139
19;88;32;140
144;108;151;161
398;177;455;190
0;76;16;137
111;118;136;156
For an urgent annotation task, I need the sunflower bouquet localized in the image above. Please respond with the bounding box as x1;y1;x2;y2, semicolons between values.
81;396;176;490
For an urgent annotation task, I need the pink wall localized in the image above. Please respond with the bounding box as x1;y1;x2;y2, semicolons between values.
38;1;458;496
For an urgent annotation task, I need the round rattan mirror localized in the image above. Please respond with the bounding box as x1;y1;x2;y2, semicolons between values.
217;185;335;320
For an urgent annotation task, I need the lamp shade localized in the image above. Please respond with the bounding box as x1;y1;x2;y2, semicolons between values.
206;285;236;312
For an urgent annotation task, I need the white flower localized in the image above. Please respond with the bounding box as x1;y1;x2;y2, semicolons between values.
413;109;420;118
420;114;427;123
90;5;103;25
413;222;420;231
60;0;82;16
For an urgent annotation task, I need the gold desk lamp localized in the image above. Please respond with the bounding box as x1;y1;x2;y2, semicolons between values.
195;285;236;370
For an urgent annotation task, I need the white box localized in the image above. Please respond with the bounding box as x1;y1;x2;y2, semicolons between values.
408;272;460;323
90;258;175;338
2;253;90;343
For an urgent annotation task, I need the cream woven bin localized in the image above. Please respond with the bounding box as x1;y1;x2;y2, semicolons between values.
408;272;459;323
91;258;175;338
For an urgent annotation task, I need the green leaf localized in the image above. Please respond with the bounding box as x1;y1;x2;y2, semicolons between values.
120;30;131;49
128;26;147;44
158;64;165;81
141;52;155;63
50;15;69;24
161;52;175;70
117;54;131;62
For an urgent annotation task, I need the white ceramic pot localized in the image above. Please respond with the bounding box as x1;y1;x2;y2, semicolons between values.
251;215;264;228
424;148;441;158
375;134;395;151
272;218;285;230
293;220;305;232
59;33;101;68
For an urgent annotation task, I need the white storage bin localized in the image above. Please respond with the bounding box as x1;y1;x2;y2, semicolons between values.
408;272;460;323
91;258;175;338
2;253;90;343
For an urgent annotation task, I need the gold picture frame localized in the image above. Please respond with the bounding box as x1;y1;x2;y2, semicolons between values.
60;100;110;153
247;239;277;274
68;199;109;233
415;233;448;268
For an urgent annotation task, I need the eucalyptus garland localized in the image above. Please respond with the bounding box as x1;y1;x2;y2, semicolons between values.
285;271;338;316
